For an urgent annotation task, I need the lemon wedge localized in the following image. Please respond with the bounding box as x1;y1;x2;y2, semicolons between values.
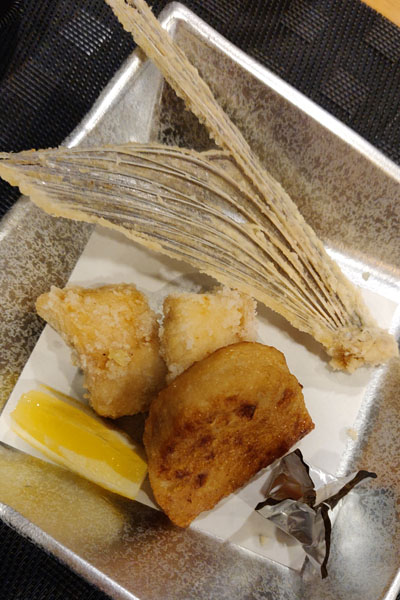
10;388;147;500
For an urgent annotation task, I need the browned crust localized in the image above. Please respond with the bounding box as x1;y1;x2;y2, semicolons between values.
143;342;314;527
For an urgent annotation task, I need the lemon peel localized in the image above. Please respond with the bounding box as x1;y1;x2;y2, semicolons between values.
10;388;147;500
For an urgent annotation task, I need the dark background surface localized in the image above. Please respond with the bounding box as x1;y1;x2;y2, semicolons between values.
1;0;400;598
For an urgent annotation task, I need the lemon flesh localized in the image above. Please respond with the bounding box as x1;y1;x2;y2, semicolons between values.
11;389;147;500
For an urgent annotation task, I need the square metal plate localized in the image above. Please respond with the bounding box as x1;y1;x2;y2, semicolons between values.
1;3;400;599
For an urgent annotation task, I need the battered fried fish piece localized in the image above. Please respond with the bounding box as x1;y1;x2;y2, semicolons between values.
143;342;314;527
36;284;166;418
160;287;257;381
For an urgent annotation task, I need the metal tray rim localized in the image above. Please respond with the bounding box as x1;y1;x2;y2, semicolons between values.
1;3;399;599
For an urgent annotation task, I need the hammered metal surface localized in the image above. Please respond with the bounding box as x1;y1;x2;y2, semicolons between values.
0;4;400;600
0;200;91;410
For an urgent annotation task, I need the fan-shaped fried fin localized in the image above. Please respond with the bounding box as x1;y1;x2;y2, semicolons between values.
0;143;397;371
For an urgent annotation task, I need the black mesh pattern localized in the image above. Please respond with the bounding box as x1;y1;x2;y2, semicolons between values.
1;1;400;598
0;520;111;600
0;0;136;216
1;0;400;219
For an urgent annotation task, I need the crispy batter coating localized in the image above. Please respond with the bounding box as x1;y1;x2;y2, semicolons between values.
143;342;314;527
36;284;166;418
160;287;257;381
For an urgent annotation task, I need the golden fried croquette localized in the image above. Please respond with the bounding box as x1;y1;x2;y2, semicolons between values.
36;284;166;418
160;287;257;381
143;341;314;527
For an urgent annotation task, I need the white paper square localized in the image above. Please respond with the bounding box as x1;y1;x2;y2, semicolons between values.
0;225;397;571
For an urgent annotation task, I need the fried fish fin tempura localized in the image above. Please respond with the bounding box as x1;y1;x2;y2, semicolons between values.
160;287;257;381
143;342;314;527
1;0;397;370
103;0;398;371
36;284;166;418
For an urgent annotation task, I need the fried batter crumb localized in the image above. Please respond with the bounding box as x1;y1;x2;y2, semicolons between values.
160;287;257;381
36;284;166;418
